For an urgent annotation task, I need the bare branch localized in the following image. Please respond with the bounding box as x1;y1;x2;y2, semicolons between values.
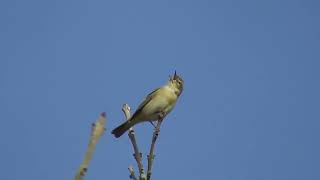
122;104;146;180
147;119;163;180
128;165;138;180
75;112;106;180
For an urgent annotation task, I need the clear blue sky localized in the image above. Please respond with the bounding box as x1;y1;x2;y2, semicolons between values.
1;0;319;179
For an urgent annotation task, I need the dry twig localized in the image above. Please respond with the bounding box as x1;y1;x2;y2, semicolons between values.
75;112;106;180
128;165;138;180
147;119;163;180
122;104;146;180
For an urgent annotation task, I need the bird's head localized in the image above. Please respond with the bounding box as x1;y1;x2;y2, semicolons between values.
169;71;184;96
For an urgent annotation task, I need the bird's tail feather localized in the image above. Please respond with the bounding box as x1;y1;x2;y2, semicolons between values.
111;121;133;138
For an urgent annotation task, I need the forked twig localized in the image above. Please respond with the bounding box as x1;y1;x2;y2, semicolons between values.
122;104;164;180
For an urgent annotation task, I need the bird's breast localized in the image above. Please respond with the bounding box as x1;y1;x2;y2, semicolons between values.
151;89;176;111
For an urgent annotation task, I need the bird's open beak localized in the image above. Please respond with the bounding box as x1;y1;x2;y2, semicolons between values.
173;71;177;80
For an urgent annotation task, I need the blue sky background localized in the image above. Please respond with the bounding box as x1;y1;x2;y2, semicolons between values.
1;0;319;179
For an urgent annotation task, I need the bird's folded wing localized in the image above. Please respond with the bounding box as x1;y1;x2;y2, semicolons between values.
131;88;160;119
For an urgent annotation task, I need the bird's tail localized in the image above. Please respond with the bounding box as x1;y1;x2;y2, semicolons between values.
112;120;134;138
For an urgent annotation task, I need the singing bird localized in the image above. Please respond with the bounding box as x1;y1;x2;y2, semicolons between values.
112;72;184;138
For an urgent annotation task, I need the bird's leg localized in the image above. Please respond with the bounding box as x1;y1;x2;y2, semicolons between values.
154;111;165;131
157;111;166;122
148;110;165;128
148;121;156;128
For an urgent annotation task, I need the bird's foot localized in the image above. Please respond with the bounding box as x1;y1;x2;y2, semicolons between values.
157;111;166;121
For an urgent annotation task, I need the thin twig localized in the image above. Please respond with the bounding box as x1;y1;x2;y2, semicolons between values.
128;165;138;180
147;119;163;180
75;112;106;180
122;104;146;180
129;130;145;178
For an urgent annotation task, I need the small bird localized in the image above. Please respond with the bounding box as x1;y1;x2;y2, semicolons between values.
112;71;184;138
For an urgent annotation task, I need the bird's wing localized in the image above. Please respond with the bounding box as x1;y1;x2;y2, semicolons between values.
130;87;160;120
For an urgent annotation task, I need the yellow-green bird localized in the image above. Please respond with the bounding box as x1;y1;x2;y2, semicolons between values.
112;71;184;138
